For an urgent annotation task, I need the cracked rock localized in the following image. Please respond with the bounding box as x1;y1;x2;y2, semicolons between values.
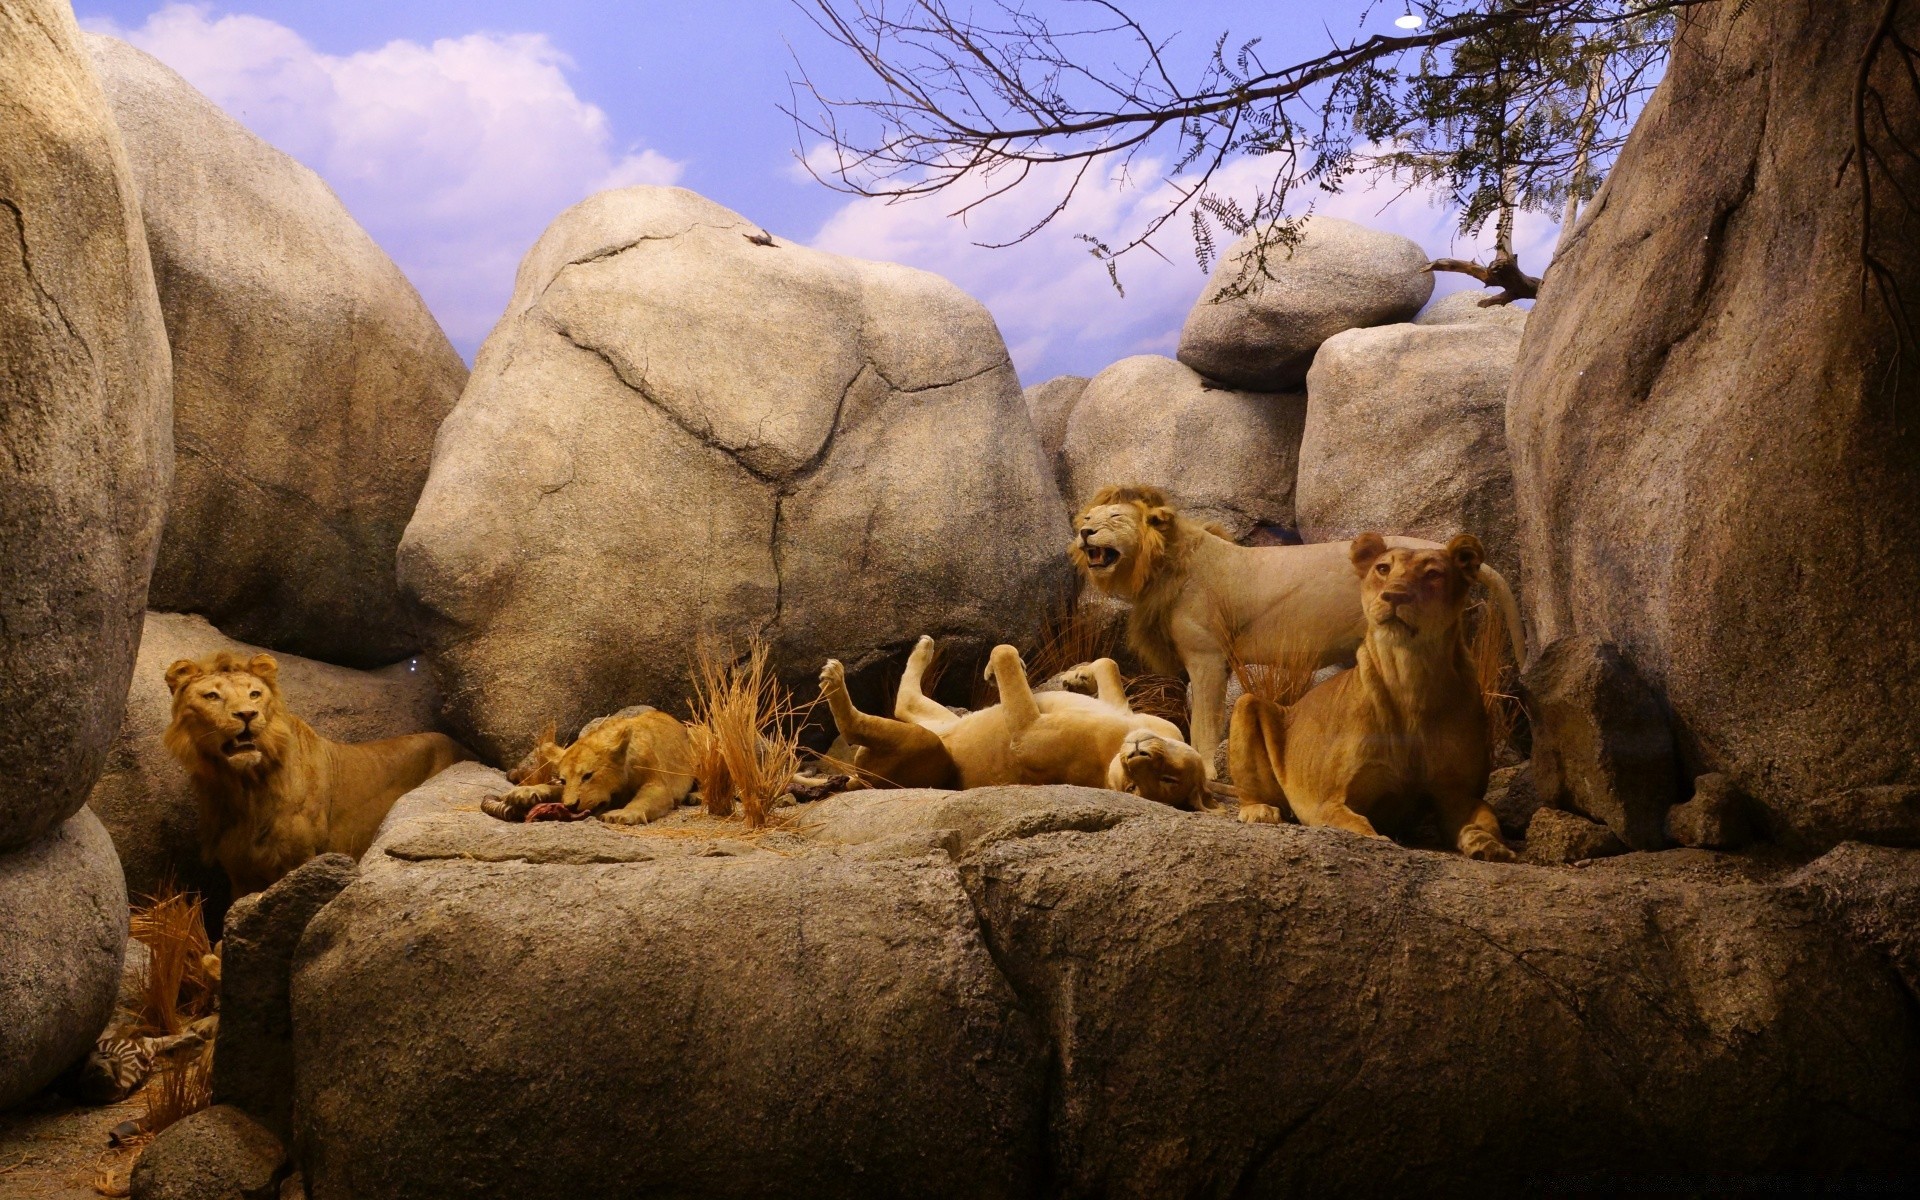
398;186;1069;763
1062;355;1308;540
86;35;467;668
0;1;172;855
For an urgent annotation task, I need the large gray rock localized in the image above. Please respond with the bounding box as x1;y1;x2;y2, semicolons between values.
0;0;172;854
1507;0;1920;848
1177;216;1433;390
1523;637;1679;850
1023;374;1088;501
0;810;130;1110
399;186;1068;764
130;1104;287;1200
1414;288;1530;328
212;854;357;1141
1297;320;1525;582
1795;843;1920;1002
287;781;1920;1194
86;36;466;668
1061;355;1308;541
86;612;444;903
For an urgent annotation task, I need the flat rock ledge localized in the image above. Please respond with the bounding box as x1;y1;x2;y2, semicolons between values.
289;767;1920;1198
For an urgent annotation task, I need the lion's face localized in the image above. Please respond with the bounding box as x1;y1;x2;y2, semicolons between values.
556;732;628;814
1351;532;1484;642
1070;500;1172;595
164;653;288;773
1109;727;1207;809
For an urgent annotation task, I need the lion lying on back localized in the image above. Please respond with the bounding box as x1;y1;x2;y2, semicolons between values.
819;635;1209;810
1070;484;1525;775
164;651;468;895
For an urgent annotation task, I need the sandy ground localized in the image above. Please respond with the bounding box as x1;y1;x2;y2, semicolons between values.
0;1095;143;1200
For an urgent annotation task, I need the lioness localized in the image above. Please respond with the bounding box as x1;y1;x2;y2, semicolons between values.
164;652;468;895
1070;485;1524;774
483;707;696;824
819;636;1209;809
1229;533;1515;862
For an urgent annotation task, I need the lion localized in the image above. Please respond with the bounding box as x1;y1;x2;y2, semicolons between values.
163;651;469;895
818;636;1209;809
1229;533;1515;862
482;706;696;824
1070;484;1525;775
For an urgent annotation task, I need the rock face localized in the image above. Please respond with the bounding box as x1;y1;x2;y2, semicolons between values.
1524;637;1679;850
86;36;467;668
213;854;356;1140
1506;0;1920;847
399;187;1067;764
1521;805;1627;865
86;612;444;903
130;1104;287;1200
1666;773;1755;850
1177;216;1432;390
1414;288;1529;328
1061;355;1308;541
1297;321;1524;581
290;777;1920;1195
1023;374;1088;502
0;810;130;1109
0;1;172;854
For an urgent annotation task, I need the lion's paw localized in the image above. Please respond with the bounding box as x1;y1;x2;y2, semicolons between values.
1238;803;1283;826
819;658;846;693
1056;663;1098;694
1459;828;1516;862
601;806;650;826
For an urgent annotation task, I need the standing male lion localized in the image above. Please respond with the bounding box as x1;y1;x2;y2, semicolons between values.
164;651;467;895
1070;485;1524;773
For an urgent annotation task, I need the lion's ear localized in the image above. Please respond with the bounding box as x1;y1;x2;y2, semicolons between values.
246;653;279;687
1350;532;1390;573
1446;534;1486;577
164;659;203;695
1145;506;1175;530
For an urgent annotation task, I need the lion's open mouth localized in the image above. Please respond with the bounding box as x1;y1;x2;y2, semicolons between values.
1082;544;1119;570
222;732;257;757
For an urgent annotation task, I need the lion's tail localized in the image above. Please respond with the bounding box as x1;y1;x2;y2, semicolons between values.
1476;564;1527;668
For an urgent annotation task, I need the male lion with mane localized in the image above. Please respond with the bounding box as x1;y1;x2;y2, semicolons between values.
1070;484;1524;774
164;651;468;895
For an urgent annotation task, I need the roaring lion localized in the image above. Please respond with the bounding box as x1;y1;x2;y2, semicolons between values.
819;636;1209;809
1229;533;1515;861
163;651;468;895
1070;485;1524;774
482;707;696;824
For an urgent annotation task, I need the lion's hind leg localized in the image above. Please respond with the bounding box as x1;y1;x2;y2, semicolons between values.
1228;693;1291;826
820;658;957;789
894;635;960;730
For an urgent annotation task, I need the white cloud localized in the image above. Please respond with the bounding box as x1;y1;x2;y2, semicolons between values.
808;153;1556;386
85;4;683;355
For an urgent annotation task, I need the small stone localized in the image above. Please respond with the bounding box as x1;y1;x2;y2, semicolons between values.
1522;637;1678;850
1522;806;1627;865
1485;763;1542;838
130;1105;286;1200
1665;773;1754;849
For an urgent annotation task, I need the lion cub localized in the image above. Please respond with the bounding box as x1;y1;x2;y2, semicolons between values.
1229;533;1514;862
820;636;1209;809
484;707;695;824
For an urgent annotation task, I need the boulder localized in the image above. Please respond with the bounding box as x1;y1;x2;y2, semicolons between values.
130;1104;287;1200
212;854;357;1141
1061;355;1308;541
1483;762;1541;838
86;36;467;668
1297;321;1525;581
1414;288;1529;328
0;0;172;854
1666;773;1755;850
1795;843;1920;1002
1177;216;1432;390
398;187;1068;765
1506;0;1920;848
1521;805;1627;865
0;810;130;1110
1523;637;1678;850
293;782;1049;1199
287;779;1920;1195
1023;374;1088;502
86;612;444;903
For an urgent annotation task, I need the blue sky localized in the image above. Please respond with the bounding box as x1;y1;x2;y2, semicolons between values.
76;1;1557;384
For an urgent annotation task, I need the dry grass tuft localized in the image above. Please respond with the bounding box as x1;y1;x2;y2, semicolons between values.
127;885;216;1038
689;637;807;829
1025;596;1122;685
1125;674;1190;735
139;1041;212;1137
1210;600;1322;710
1468;598;1524;756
